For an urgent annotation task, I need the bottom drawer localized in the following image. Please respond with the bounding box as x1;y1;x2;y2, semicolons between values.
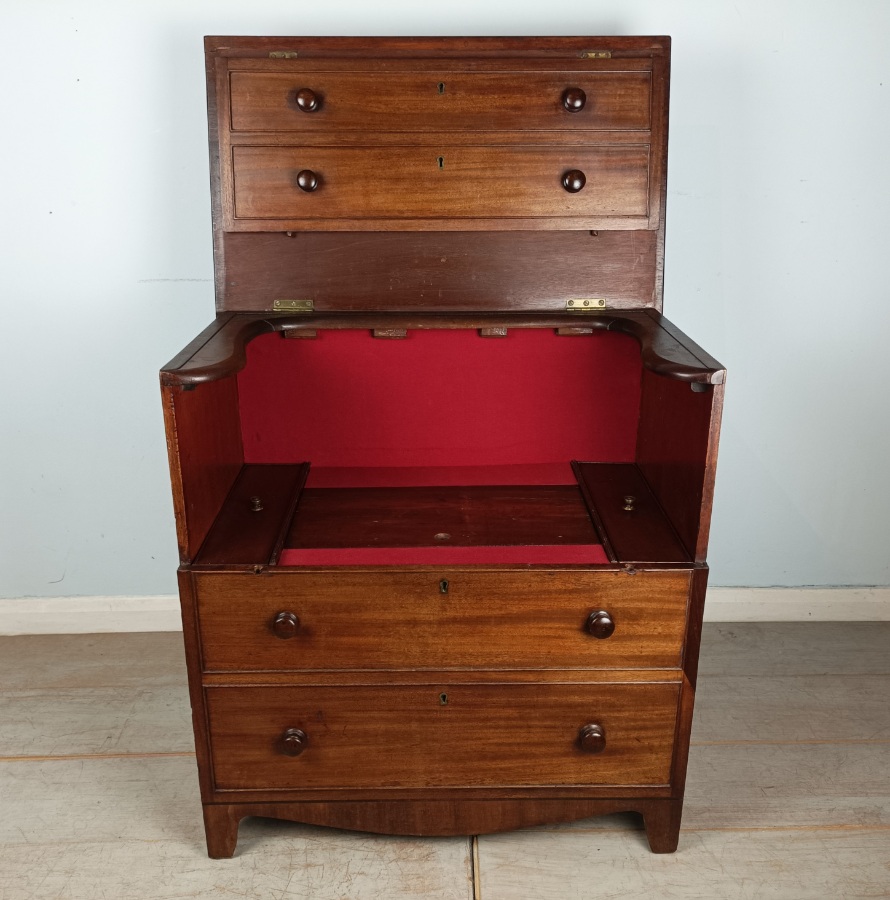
206;682;680;791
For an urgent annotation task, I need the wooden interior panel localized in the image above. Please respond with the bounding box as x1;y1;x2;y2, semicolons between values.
229;71;652;133
206;681;680;790
195;569;691;671
232;145;650;221
163;379;243;562
195;463;309;565
635;371;719;561
219;230;657;312
574;462;691;563
288;485;596;549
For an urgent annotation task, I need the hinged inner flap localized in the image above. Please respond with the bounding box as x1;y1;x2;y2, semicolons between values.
220;230;658;313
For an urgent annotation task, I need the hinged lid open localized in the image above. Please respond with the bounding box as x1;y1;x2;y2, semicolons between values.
204;36;671;314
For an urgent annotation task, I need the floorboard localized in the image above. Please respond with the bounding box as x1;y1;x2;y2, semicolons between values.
0;624;887;899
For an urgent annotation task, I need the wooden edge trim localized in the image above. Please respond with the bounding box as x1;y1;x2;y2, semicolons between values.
205;35;671;58
644;309;726;380
159;311;723;386
571;459;617;562
159;313;236;374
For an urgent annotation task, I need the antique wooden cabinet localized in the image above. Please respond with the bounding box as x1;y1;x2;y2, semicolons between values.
160;35;725;858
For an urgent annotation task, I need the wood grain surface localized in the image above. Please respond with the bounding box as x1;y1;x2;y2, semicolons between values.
573;462;691;563
231;144;650;223
196;463;309;565
161;379;243;562
219;230;658;312
230;70;651;133
194;569;691;671
287;485;597;548
205;681;680;790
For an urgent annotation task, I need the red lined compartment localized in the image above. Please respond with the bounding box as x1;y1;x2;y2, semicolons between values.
238;329;642;468
278;545;609;566
305;462;576;488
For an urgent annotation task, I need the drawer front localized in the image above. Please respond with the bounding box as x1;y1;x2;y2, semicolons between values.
229;71;652;133
231;145;650;222
206;681;679;790
195;569;691;671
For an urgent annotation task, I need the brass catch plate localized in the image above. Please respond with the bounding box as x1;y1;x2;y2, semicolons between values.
566;298;607;311
273;299;314;312
269;51;298;59
580;51;612;59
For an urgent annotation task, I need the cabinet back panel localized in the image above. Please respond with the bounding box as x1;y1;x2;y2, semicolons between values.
237;329;641;467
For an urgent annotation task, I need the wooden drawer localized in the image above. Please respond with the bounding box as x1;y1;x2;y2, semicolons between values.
229;71;652;133
206;681;680;790
231;145;650;222
194;569;691;671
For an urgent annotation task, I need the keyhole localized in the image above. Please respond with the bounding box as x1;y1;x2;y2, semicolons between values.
437;82;446;94
439;692;448;705
437;156;445;169
439;579;449;594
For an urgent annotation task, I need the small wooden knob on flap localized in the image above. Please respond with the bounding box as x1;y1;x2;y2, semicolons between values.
562;170;586;193
295;88;319;112
271;611;300;639
297;170;319;192
586;610;616;639
562;87;587;112
280;728;308;756
580;723;606;754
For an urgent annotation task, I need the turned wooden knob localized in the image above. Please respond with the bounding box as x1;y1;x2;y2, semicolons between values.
586;610;615;639
562;170;586;193
580;723;606;754
271;611;300;639
297;170;319;192
562;87;587;112
280;728;308;756
295;88;319;112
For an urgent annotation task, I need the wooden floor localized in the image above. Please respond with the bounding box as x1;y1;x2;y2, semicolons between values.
1;624;888;899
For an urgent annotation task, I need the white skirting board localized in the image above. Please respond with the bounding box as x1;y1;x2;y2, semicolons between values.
0;587;888;635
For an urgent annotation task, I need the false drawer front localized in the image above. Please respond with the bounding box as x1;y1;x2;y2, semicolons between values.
194;569;691;671
206;681;680;790
229;71;652;133
231;145;650;222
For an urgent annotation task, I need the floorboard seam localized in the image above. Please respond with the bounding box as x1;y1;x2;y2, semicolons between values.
471;835;481;900
691;738;890;746
0;751;197;762
528;824;890;835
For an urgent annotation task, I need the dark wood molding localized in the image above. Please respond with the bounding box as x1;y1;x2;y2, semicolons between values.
161;310;725;386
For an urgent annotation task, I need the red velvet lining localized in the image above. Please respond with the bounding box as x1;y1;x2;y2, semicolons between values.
238;329;641;468
306;463;576;488
278;545;609;566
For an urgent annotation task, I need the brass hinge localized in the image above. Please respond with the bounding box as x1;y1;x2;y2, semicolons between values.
273;299;314;312
268;51;298;59
580;50;612;59
566;298;607;311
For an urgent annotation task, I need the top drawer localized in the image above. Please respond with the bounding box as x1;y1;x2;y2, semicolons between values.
229;71;652;134
194;568;691;672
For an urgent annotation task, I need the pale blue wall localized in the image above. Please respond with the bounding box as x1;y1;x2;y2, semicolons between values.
1;0;888;596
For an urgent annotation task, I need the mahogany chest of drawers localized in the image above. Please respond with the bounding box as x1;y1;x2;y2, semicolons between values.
161;35;725;858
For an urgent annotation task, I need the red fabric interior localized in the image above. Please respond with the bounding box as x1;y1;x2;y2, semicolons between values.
238;329;642;469
278;545;609;566
239;329;637;567
306;462;576;487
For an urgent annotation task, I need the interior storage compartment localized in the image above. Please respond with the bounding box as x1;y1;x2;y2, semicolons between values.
164;320;719;571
